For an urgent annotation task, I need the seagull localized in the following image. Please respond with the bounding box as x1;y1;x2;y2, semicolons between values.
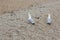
47;14;52;25
28;12;35;25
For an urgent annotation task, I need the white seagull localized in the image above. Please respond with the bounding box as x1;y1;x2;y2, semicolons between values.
47;14;52;25
28;12;35;25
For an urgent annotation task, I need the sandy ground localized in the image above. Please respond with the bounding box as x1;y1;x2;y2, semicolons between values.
0;0;59;14
0;0;60;40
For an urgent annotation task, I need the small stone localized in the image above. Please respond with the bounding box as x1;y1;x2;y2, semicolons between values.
35;16;40;19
